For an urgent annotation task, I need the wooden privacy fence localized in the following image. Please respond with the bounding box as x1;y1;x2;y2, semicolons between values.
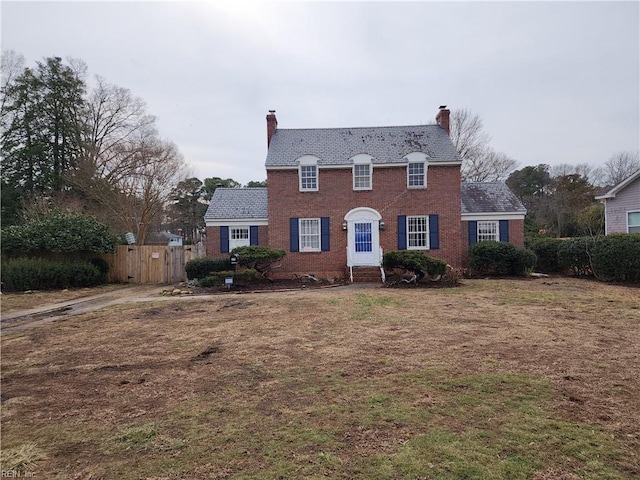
102;244;204;284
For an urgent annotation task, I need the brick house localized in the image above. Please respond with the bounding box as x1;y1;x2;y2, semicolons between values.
205;107;526;281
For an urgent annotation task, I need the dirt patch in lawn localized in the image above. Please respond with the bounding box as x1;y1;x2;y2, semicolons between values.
1;277;639;479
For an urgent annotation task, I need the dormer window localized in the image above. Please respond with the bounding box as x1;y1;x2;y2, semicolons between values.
298;156;319;192
351;154;373;191
404;152;429;189
408;162;425;188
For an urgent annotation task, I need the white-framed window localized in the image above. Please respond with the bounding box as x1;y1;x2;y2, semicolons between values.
477;221;499;242
231;227;249;240
300;165;318;191
353;164;372;190
299;218;321;252
628;211;640;233
407;162;426;188
229;227;250;250
407;215;429;249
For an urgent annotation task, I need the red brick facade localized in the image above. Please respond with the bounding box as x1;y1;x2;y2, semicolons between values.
206;225;269;259
266;164;463;279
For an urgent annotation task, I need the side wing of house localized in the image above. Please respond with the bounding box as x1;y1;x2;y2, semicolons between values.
204;188;269;256
595;171;640;234
461;182;527;248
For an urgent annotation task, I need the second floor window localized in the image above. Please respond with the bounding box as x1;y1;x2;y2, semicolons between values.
300;165;318;191
408;162;425;188
353;164;371;190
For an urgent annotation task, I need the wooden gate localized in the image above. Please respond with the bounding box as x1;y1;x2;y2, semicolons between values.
102;244;204;284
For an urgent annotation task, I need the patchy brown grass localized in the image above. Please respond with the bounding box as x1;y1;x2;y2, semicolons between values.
1;277;639;479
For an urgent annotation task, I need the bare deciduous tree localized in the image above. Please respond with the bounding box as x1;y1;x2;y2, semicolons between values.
67;79;187;243
549;163;594;182
80;76;156;183
593;151;640;187
78;135;187;244
449;108;518;182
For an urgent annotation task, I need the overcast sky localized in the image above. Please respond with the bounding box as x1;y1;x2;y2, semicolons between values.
2;1;639;185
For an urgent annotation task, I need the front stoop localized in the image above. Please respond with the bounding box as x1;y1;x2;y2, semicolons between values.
348;266;384;283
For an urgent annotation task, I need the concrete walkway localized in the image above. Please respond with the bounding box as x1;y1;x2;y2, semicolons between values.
0;285;179;333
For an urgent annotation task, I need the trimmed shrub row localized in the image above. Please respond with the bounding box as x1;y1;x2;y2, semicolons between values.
527;234;639;282
468;242;536;276
525;237;565;273
185;257;232;280
556;234;640;282
198;269;259;287
1;258;105;291
186;248;286;282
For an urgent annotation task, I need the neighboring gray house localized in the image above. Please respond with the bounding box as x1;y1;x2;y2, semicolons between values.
146;231;183;246
595;170;640;234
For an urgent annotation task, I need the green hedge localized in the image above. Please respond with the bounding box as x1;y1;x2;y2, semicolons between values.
591;234;640;282
525;237;565;273
468;242;537;276
557;237;595;276
1;258;104;291
198;269;259;287
554;234;640;282
383;250;447;281
185;257;232;280
1;211;115;258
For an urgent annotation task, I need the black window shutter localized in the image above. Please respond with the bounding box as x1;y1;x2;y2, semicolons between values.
321;217;330;251
499;220;509;242
290;218;299;252
429;215;439;249
250;226;259;245
220;226;229;253
397;215;407;250
468;221;478;246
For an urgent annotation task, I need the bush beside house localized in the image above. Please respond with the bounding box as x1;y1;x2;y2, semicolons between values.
383;251;448;282
468;242;536;276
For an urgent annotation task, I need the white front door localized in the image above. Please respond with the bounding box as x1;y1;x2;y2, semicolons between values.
345;208;382;266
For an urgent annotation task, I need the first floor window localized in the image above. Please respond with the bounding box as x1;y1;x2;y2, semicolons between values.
300;165;318;191
629;211;640;233
353;164;371;190
231;228;249;240
477;221;499;242
300;218;321;251
407;215;429;249
408;162;425;188
229;227;250;250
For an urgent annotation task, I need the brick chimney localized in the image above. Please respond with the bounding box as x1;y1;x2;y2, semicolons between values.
266;110;278;147
435;105;450;135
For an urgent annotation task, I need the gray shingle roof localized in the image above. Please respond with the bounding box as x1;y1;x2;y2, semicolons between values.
204;188;268;220
461;183;526;214
265;125;462;166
